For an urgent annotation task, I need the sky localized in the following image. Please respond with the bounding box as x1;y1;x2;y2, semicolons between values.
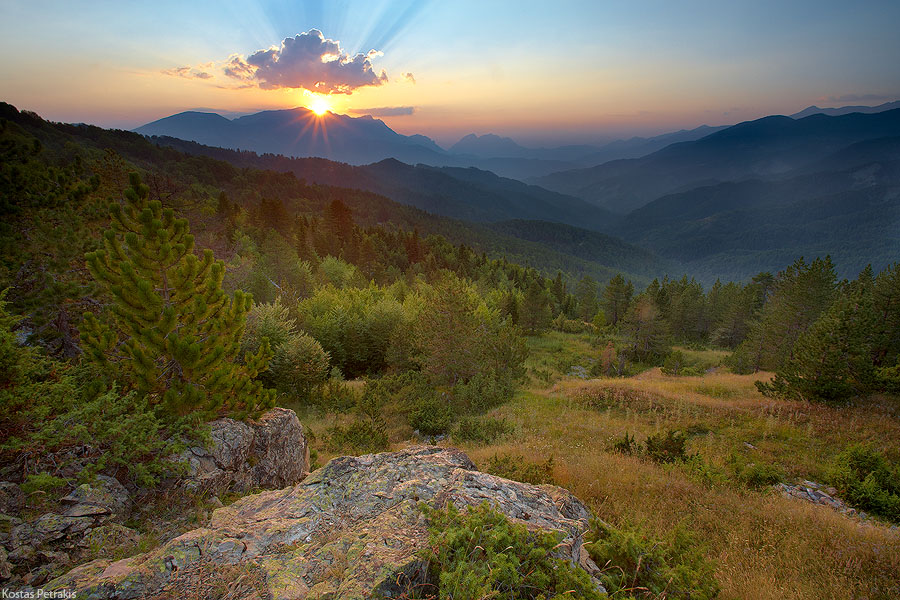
2;0;899;147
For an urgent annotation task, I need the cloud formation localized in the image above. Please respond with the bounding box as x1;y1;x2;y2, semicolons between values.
225;29;387;94
349;106;415;117
403;72;416;84
162;66;213;80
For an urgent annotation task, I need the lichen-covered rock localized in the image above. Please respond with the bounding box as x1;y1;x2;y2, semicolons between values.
0;482;24;514
177;407;309;494
47;446;605;599
61;475;130;521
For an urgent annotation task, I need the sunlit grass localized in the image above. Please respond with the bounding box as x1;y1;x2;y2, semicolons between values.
289;331;900;598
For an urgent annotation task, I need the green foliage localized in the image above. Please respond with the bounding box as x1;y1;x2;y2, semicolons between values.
826;444;900;523
452;370;516;414
611;432;638;455
644;430;688;464
622;296;669;363
20;473;69;496
602;274;634;327
0;298;184;487
419;502;604;600
586;520;719;599
325;419;388;455
82;172;274;418
408;393;453;436
297;283;405;378
733;257;837;373
484;454;556;485
758;263;900;401
266;332;330;401
242;298;295;356
452;416;514;445
735;462;783;489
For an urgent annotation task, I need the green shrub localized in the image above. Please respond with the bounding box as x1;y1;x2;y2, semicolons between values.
738;462;783;488
452;416;514;445
242;298;295;357
419;502;604;600
408;393;453;436
318;378;358;413
484;454;555;485
644;430;688;464
325;419;388;455
586;520;719;599
611;432;638;455
452;370;515;414
826;444;900;523
20;472;69;496
267;332;330;400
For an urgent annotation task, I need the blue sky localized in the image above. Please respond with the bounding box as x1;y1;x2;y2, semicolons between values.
2;0;898;145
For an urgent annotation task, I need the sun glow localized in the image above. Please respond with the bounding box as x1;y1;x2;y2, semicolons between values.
309;96;331;116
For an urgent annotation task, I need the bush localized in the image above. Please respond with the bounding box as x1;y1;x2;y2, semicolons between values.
826;444;900;523
738;462;783;488
267;332;330;400
0;297;185;487
611;432;638;455
316;378;358;413
325;419;388;455
452;416;514;445
484;454;555;485
644;430;688;464
452;370;515;414
586;520;719;599
408;393;453;436
419;502;604;600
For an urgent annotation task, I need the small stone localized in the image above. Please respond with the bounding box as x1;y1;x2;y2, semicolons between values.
801;480;820;489
743;442;757;450
210;496;224;509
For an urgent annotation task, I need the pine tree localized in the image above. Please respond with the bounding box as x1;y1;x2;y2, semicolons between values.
520;279;552;334
758;270;877;402
575;275;599;321
731;257;837;372
81;173;275;418
601;274;633;327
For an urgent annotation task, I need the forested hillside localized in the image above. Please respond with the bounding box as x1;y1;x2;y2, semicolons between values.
2;100;900;597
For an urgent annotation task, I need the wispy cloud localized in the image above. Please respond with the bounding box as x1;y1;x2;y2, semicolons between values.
349;106;416;117
403;72;416;84
224;29;387;94
161;66;213;80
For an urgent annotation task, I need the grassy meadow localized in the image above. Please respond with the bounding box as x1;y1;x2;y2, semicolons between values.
298;331;900;599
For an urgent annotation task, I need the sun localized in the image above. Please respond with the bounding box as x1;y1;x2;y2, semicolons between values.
309;96;331;116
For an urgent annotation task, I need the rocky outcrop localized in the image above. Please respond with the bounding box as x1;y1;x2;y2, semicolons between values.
1;408;308;587
1;476;134;586
175;407;309;494
48;446;605;599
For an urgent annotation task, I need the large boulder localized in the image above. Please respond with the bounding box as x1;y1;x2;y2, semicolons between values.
47;446;605;599
176;407;309;494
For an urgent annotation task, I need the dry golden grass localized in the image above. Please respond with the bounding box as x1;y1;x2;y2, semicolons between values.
292;336;900;599
454;371;900;599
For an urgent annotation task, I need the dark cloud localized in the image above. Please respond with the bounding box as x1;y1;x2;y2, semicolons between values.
403;72;416;84
826;93;895;103
162;66;213;80
225;29;388;94
349;106;415;117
